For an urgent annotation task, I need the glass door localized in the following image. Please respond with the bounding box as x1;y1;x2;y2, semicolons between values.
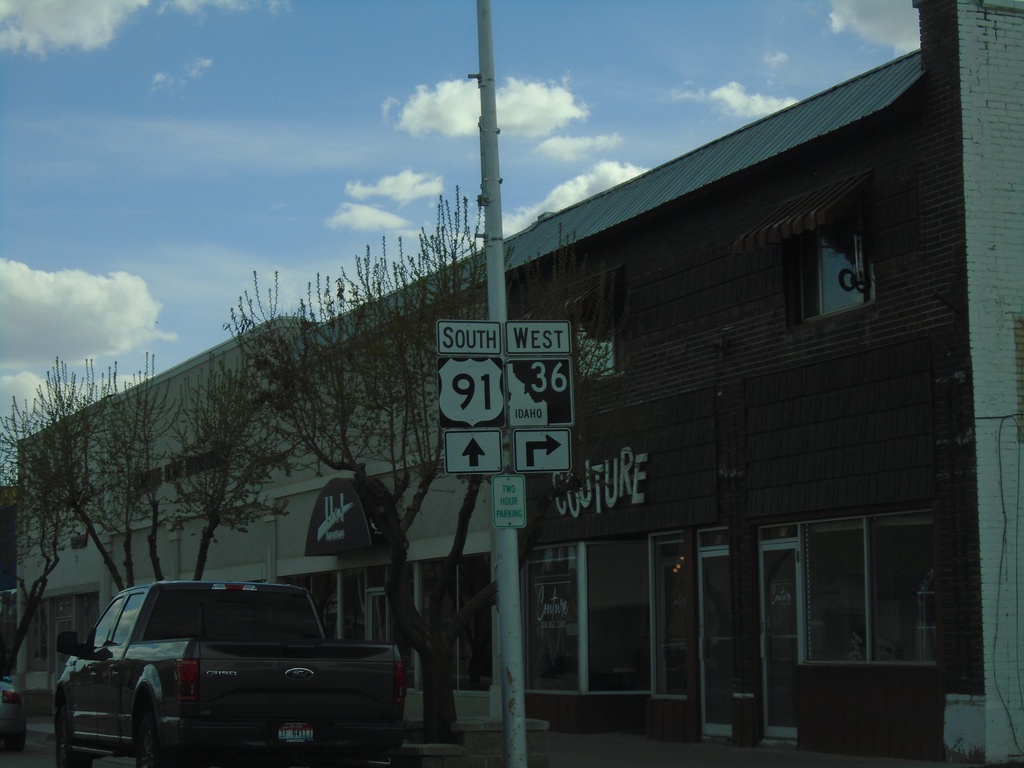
759;529;801;739
698;532;732;737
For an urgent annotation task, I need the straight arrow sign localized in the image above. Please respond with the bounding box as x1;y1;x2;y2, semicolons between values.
444;430;503;474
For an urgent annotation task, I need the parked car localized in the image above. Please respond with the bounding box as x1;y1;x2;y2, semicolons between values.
0;674;27;752
55;581;406;768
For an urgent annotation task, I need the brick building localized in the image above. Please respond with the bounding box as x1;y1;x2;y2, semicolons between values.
513;0;1022;762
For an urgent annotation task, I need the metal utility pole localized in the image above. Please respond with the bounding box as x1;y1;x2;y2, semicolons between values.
475;1;528;766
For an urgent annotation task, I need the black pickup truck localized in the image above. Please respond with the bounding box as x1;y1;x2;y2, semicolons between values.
54;581;406;768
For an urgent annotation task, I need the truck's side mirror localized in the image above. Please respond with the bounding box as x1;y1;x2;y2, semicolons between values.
57;630;86;657
58;631;113;661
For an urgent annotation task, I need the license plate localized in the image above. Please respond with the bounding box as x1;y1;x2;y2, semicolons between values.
278;723;314;743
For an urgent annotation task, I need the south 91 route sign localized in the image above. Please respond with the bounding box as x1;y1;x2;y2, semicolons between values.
437;357;504;428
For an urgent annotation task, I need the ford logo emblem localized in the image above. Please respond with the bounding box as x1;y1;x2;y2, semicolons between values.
285;667;314;680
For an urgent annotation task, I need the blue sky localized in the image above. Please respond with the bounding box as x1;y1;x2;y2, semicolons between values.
0;0;920;410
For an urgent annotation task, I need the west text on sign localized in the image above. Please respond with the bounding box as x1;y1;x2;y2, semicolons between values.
505;320;571;355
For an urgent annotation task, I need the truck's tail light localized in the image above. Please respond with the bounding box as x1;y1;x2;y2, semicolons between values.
2;688;21;705
394;661;407;705
177;659;199;702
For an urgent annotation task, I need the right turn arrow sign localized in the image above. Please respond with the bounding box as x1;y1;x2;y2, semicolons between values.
512;428;571;473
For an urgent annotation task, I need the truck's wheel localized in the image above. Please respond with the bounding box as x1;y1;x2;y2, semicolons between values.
137;711;175;768
55;706;93;768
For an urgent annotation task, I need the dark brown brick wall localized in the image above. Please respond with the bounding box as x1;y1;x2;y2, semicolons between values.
529;0;981;734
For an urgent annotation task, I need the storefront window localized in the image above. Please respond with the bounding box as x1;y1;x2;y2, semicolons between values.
0;589;16;670
341;570;366;640
803;513;934;663
805;519;866;661
871;513;935;661
526;546;579;691
652;534;691;696
28;599;48;672
420;554;492;691
587;540;650;692
282;572;340;637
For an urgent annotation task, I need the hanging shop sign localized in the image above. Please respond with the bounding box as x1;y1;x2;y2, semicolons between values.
552;446;648;518
304;478;385;556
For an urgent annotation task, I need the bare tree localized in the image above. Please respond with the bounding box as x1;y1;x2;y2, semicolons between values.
0;361;100;671
166;353;293;579
94;358;175;584
0;352;292;661
230;194;626;743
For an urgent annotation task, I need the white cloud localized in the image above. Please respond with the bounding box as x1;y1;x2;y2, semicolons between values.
763;51;788;85
829;0;920;54
0;0;149;55
185;56;213;78
325;203;412;232
0;0;283;55
394;77;588;139
152;56;214;92
504;160;647;236
0;258;177;370
151;72;180;92
0;370;46;412
708;82;798;119
674;82;797;120
534;134;622;163
346;170;443;205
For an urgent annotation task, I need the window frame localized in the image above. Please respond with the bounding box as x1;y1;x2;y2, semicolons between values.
768;511;936;666
787;207;874;325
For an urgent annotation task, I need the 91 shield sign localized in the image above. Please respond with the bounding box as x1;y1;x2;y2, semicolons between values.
437;357;504;428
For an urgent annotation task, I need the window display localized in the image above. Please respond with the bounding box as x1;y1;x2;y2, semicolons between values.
587;540;650;692
652;534;690;696
803;513;934;663
526;546;579;691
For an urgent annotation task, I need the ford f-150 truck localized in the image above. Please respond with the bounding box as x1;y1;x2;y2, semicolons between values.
54;581;406;768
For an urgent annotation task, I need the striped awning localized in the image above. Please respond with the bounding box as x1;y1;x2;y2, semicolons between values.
732;171;872;254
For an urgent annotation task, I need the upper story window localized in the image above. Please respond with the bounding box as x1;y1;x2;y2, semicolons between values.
510;258;625;379
794;211;873;321
577;321;617;379
732;172;874;326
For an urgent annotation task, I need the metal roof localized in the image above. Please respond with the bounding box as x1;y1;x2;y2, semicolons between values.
503;51;924;269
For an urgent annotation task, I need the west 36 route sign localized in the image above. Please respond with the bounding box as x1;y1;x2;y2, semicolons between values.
436;320;574;474
505;358;574;426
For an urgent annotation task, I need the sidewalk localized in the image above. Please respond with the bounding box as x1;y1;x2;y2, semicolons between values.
28;717;1009;768
546;730;988;768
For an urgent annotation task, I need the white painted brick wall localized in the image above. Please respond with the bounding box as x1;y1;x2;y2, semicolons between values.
960;0;1024;761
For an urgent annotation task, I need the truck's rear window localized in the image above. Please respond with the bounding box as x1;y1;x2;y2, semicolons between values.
142;590;324;641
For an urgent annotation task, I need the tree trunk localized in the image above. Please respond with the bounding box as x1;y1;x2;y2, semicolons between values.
6;574;51;675
192;514;220;580
147;499;165;581
78;511;125;592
